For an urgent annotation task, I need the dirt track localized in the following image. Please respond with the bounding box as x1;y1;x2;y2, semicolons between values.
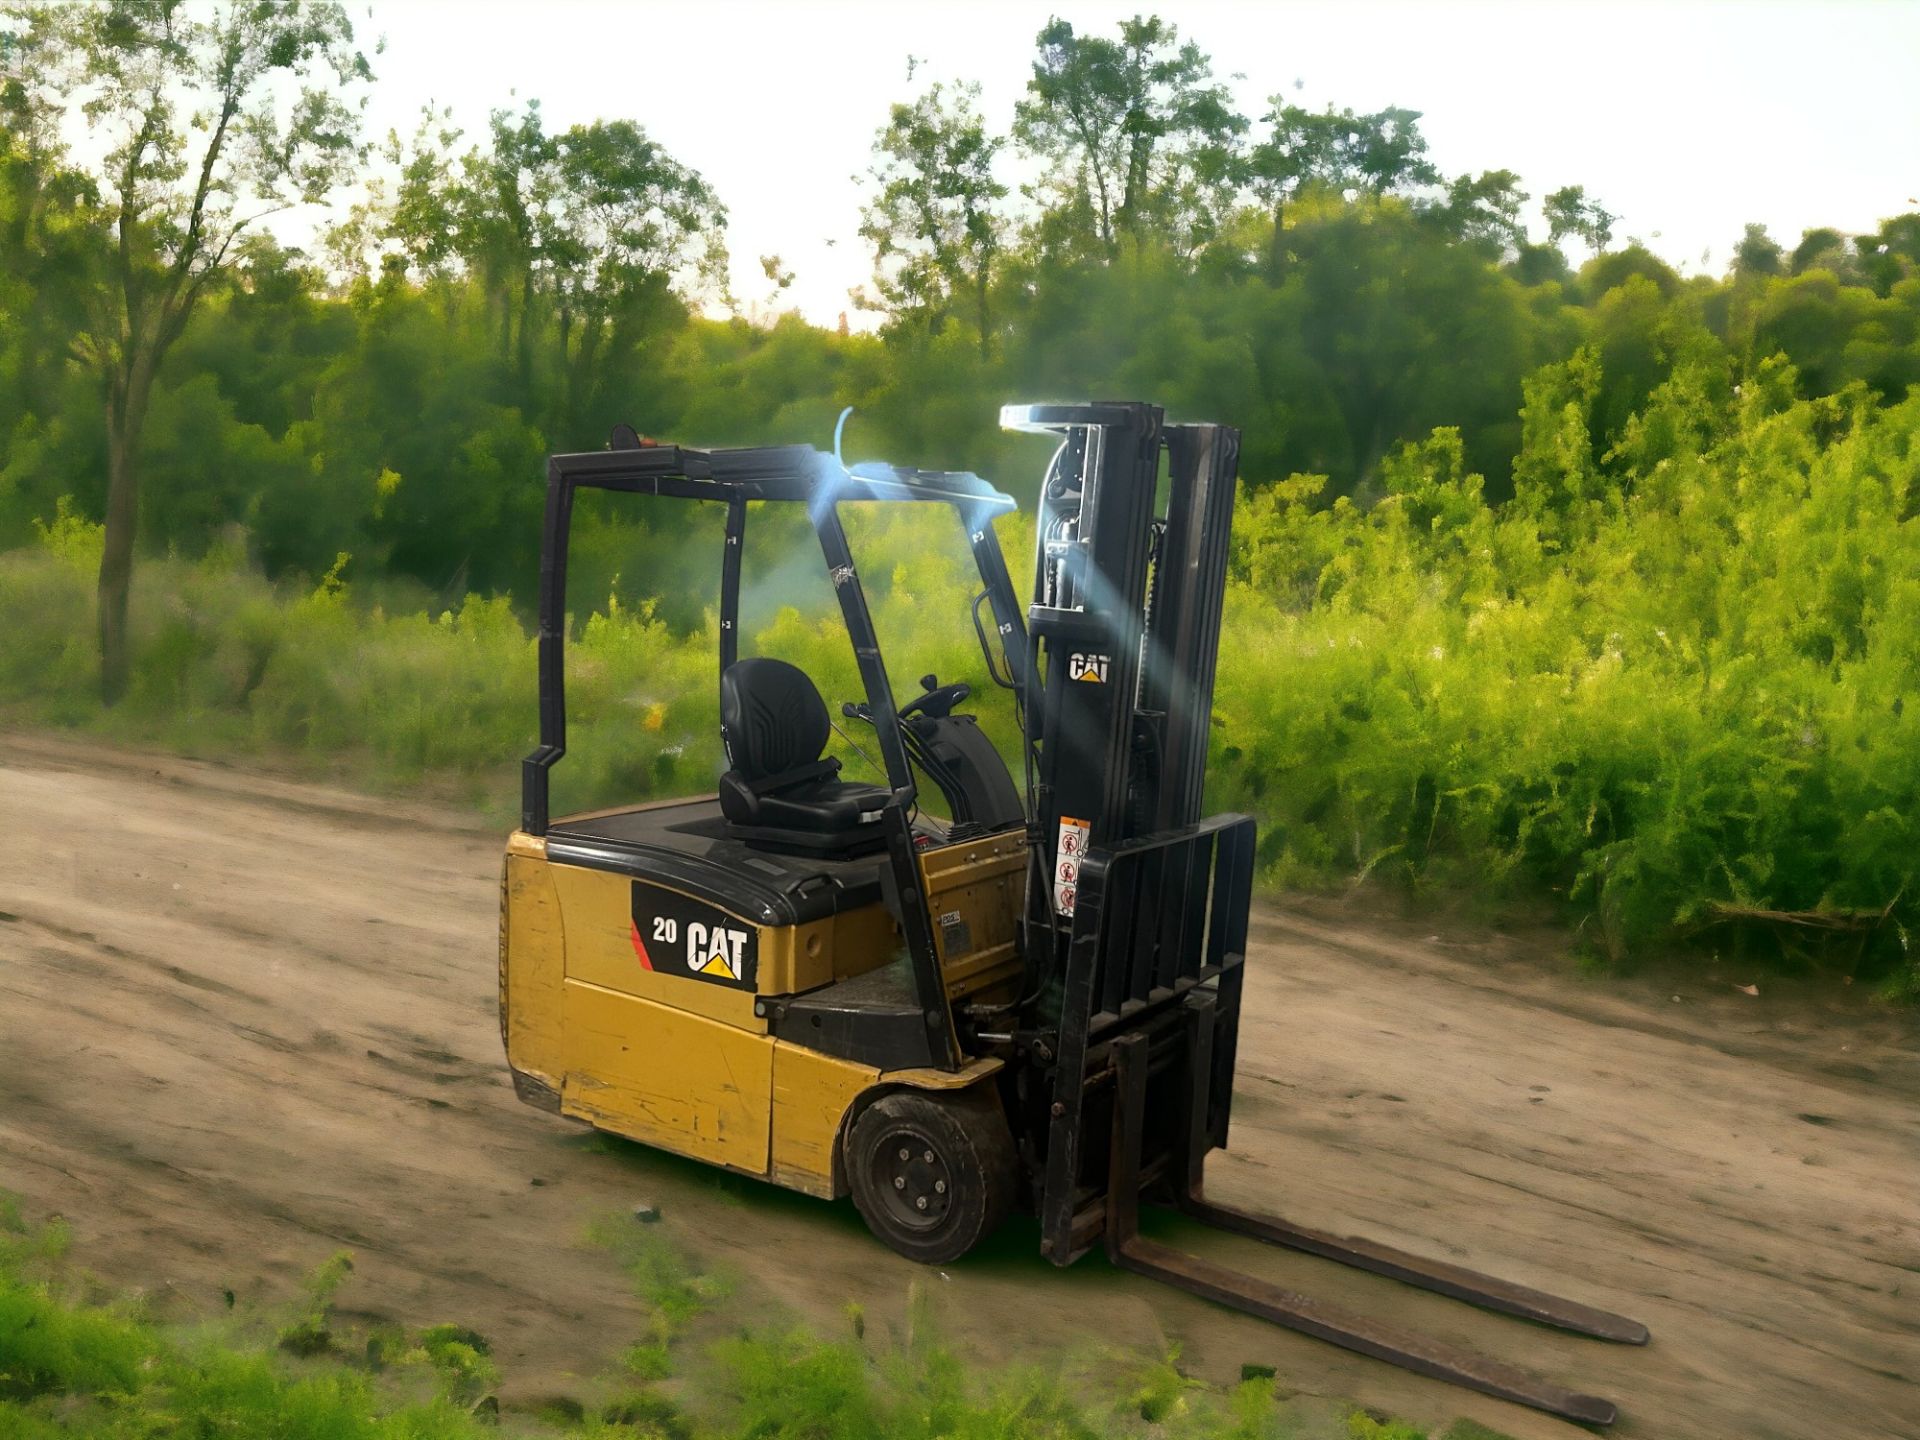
1;731;1916;1439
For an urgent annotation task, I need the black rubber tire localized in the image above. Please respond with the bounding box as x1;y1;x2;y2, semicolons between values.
845;1087;1016;1265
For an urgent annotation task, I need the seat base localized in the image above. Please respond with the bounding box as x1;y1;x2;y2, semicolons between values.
722;819;889;860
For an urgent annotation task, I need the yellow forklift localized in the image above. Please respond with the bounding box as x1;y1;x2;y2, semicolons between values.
498;402;1647;1423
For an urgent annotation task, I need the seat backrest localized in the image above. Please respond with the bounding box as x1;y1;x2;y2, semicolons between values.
721;658;830;780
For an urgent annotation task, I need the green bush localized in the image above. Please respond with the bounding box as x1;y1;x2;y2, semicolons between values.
1211;359;1920;989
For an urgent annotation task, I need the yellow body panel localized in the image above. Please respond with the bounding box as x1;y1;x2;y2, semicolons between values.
548;861;763;1030
759;904;902;996
770;1042;879;1196
500;839;566;1093
499;823;1022;1199
559;979;774;1173
919;830;1027;1003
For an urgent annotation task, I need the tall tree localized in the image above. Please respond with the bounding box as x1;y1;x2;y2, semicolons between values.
546;118;725;435
1248;102;1437;275
1543;184;1616;255
454;103;556;382
1438;169;1530;258
7;0;371;701
1733;221;1785;278
1013;14;1244;258
859;79;1008;354
384;102;723;436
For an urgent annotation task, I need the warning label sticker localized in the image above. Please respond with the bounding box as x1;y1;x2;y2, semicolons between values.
1053;815;1090;916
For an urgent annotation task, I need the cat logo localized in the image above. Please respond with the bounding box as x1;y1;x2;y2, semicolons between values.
630;884;759;990
1068;651;1110;683
686;921;749;981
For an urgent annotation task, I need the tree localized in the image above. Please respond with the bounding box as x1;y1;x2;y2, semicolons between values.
1543;184;1615;255
1437;169;1529;258
1790;226;1853;279
859;79;1008;354
546;118;725;436
8;0;372;701
1733;222;1784;278
346;102;467;287
1013;15;1245;258
449;103;556;383
385;102;723;438
1248;102;1437;275
1858;212;1920;297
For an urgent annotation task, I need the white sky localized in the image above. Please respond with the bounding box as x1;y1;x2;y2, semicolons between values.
338;0;1920;327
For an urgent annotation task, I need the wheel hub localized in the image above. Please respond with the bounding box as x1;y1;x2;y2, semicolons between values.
875;1132;951;1230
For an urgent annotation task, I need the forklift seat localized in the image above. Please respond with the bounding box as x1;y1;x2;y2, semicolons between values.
718;658;890;855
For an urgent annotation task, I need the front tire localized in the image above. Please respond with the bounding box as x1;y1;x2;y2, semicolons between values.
846;1088;1016;1264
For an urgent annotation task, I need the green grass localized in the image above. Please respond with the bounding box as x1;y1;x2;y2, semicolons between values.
0;1200;1511;1440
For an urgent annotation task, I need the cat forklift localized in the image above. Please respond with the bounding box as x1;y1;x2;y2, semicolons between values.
498;401;1647;1424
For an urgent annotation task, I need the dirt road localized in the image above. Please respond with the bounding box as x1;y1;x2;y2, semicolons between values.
1;732;1915;1439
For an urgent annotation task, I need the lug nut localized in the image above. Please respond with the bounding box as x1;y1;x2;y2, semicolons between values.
923;1149;934;1163
915;1196;928;1211
894;1176;906;1190
898;1147;910;1161
934;1179;946;1194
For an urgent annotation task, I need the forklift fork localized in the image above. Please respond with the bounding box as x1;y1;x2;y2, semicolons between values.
1102;1028;1647;1426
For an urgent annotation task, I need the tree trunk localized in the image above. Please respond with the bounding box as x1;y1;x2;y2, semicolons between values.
557;303;576;438
97;355;155;705
975;262;992;359
1120;130;1152;244
1265;200;1288;281
516;269;536;390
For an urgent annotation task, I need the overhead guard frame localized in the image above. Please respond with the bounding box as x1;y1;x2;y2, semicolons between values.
519;441;1032;1074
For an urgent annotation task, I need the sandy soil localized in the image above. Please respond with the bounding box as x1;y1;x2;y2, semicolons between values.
1;731;1915;1439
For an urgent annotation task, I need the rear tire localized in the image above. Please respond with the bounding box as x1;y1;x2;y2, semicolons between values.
846;1087;1016;1264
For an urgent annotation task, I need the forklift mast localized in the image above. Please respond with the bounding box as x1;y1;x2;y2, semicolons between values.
999;403;1256;1264
1010;401;1242;877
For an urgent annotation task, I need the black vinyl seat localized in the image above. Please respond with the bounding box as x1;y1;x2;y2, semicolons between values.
718;658;890;856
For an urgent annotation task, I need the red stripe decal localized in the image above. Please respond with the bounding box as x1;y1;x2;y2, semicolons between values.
629;920;654;970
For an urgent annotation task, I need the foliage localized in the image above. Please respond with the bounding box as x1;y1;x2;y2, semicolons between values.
277;1250;356;1356
859;79;1006;354
0;1203;1475;1440
6;0;376;700
6;345;1920;996
1013;15;1245;259
586;1211;731;1382
0;1225;488;1440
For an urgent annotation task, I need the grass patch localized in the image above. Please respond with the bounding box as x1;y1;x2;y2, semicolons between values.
585;1211;732;1384
0;1196;1513;1440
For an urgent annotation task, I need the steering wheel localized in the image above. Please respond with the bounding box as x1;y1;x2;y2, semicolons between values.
899;673;970;720
841;674;971;725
